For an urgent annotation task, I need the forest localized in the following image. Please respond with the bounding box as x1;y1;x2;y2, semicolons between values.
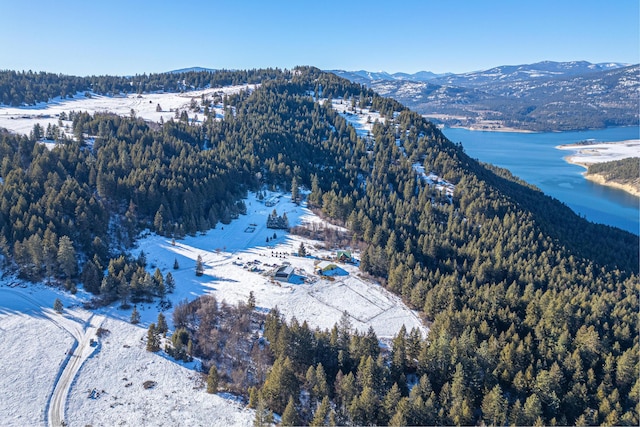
587;157;640;186
0;67;637;425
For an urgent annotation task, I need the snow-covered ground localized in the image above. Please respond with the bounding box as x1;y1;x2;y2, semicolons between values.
556;139;640;165
0;286;73;426
134;192;426;339
66;317;253;427
329;98;385;141
0;191;426;427
0;85;255;136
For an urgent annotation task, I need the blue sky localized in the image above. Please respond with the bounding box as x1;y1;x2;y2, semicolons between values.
2;0;638;76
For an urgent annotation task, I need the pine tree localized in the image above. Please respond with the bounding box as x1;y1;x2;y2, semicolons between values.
253;395;274;427
207;365;219;394
248;291;256;310
311;396;331;426
261;356;299;414
146;323;160;352
156;313;168;336
130;305;140;324
165;272;175;293
57;235;76;278
137;250;147;267
173;258;179;270
298;242;307;257
281;396;300;426
383;383;402;423
53;298;63;313
482;384;507;426
195;255;204;276
153;268;165;299
81;259;102;295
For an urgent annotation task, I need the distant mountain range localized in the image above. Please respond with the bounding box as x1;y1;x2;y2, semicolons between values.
169;67;217;74
329;61;639;131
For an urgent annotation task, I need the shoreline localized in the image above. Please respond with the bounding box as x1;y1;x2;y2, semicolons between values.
584;173;640;198
563;156;640;198
443;124;536;134
557;139;640;198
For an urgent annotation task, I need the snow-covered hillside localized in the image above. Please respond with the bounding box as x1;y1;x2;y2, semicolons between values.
0;84;254;136
0;190;426;426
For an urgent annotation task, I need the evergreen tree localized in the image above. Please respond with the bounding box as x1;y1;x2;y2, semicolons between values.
383;383;402;423
482;384;508;426
195;255;204;276
57;235;76;278
153;268;165;299
156;313;168;336
53;298;63;313
253;395;274;427
173;258;180;270
247;291;256;310
137;250;147;267
207;365;219;394
261;356;299;414
146;323;160;352
165;272;175;293
81;259;102;295
298;242;307;257
281;396;300;426
130;305;140;324
310;396;331;426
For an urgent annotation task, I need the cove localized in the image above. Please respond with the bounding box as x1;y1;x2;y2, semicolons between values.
442;127;639;235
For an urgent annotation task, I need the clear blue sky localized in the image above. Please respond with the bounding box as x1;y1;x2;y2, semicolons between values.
2;0;638;76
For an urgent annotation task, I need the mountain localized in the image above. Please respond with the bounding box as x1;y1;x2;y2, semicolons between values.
428;60;629;87
0;67;637;426
169;66;218;74
332;61;638;131
328;69;450;85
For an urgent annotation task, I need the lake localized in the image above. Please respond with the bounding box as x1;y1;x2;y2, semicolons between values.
442;127;640;235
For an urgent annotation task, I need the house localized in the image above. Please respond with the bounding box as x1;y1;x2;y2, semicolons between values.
336;250;352;263
274;265;294;282
316;261;338;275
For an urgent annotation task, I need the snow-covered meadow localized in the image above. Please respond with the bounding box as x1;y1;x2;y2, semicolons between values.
556;139;640;165
0;85;255;137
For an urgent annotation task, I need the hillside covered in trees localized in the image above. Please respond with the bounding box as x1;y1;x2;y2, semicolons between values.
0;67;637;425
586;157;640;196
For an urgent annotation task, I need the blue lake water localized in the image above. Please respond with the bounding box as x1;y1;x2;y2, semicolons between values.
442;127;640;235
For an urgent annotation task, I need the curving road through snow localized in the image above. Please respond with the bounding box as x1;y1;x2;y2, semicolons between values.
0;288;104;427
48;313;104;427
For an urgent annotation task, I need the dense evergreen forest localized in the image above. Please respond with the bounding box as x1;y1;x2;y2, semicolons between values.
0;68;283;106
0;67;638;425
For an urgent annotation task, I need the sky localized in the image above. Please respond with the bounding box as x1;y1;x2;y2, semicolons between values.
1;0;638;76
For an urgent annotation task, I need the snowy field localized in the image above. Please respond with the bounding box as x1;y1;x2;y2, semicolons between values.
556;139;640;165
0;84;255;136
134;192;427;339
0;191;426;426
66;318;253;427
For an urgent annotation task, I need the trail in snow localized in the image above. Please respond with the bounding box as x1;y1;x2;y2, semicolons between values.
48;313;105;427
0;288;103;427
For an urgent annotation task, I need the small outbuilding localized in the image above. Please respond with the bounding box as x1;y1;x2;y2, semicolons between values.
336;250;352;263
316;261;338;275
274;265;294;282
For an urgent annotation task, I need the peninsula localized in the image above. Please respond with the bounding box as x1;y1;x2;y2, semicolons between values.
557;139;640;196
